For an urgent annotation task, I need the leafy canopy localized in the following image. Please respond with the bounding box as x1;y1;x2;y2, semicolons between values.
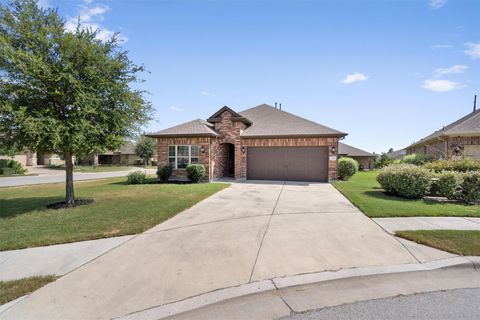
135;136;156;164
0;0;153;158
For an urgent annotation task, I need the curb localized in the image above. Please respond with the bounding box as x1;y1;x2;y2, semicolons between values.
115;256;478;320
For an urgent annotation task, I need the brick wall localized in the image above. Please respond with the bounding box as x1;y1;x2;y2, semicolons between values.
407;136;480;160
156;136;212;181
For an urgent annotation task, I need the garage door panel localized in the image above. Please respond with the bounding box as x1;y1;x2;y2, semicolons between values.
247;147;328;182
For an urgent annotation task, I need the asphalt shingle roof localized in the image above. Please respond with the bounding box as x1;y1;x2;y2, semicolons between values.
239;104;346;137
338;142;374;157
148;119;220;137
409;109;480;148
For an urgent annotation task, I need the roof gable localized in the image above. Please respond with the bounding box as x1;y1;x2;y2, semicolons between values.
338;142;374;157
239;104;347;138
207;106;252;125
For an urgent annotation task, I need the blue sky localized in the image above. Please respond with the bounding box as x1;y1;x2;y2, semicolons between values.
41;0;479;153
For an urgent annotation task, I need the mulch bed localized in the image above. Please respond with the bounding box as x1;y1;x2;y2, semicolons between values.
46;198;94;210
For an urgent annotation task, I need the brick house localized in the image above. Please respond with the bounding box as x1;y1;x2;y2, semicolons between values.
338;142;374;170
148;104;347;182
406;108;480;160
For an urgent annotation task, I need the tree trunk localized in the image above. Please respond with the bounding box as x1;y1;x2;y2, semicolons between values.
65;152;75;206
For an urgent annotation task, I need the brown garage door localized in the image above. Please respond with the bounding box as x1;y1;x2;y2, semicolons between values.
247;147;329;182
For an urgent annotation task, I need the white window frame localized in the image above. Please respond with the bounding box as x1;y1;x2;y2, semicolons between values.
168;145;199;169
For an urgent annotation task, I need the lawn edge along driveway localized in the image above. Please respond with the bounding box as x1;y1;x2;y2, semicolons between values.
0;178;229;251
0;276;57;305
333;171;480;218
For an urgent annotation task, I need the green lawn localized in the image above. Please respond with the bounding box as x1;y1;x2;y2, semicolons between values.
0;178;228;251
396;230;480;256
333;171;480;218
0;173;38;178
0;276;56;305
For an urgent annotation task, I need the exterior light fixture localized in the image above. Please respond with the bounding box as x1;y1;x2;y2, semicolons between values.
200;146;206;154
331;145;336;154
241;146;246;154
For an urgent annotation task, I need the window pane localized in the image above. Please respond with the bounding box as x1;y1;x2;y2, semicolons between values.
168;146;176;157
191;145;199;157
177;157;189;168
168;157;175;167
178;146;189;157
191;157;199;164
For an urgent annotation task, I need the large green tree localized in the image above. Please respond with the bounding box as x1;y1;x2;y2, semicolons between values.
0;0;152;205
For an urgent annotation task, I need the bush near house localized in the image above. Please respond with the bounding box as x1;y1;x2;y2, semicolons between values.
424;159;480;173
374;153;395;169
157;165;173;182
338;157;359;180
401;154;435;166
377;164;433;199
436;171;463;200
458;171;480;203
186;164;205;183
0;159;26;175
127;171;146;184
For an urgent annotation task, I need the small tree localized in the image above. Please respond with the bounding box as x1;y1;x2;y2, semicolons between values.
135;136;156;166
0;0;152;206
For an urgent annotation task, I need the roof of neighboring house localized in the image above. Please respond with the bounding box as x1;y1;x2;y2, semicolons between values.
99;142;138;155
147;104;346;138
387;149;406;159
239;104;346;138
338;142;374;157
408;109;480;149
148;119;220;137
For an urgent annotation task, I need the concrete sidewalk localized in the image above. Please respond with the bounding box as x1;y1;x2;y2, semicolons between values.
373;217;480;234
0;181;462;320
0;236;133;281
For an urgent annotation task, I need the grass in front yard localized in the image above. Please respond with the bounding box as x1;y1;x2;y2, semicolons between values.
0;178;229;251
0;275;56;305
333;171;479;218
396;230;480;256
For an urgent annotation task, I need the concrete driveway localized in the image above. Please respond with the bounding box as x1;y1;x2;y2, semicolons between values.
1;181;420;319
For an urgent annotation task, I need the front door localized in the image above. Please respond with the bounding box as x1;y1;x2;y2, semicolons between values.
227;144;235;177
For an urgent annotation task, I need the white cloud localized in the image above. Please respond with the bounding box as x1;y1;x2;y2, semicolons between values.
429;0;447;9
65;2;127;43
464;42;480;59
423;79;464;92
341;73;369;84
432;44;453;49
434;65;468;77
201;91;215;97
169;106;184;112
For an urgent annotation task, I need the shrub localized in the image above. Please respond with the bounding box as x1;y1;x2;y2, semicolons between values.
424;159;480;173
374;153;394;169
457;171;480;203
401;154;435;166
151;160;157;166
0;159;26;174
338;157;359;180
436;171;463;200
186;164;205;183
377;164;433;199
126;171;146;184
157;165;173;183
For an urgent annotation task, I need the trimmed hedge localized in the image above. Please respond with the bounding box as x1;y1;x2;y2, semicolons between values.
459;171;480;203
0;159;26;174
126;171;146;184
424;159;480;173
157;165;173;183
186;164;205;183
436;171;463;200
377;164;433;199
338;157;359;180
401;154;435;166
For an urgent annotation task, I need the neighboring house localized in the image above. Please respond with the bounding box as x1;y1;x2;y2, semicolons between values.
0;150;36;166
387;148;406;160
148;104;347;182
78;142;147;166
338;142;374;170
406;108;480;159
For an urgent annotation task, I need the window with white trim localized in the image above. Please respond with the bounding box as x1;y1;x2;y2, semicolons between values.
168;145;199;169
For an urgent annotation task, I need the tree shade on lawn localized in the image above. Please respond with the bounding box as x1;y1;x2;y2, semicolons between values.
0;0;152;206
333;171;480;218
0;177;229;251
